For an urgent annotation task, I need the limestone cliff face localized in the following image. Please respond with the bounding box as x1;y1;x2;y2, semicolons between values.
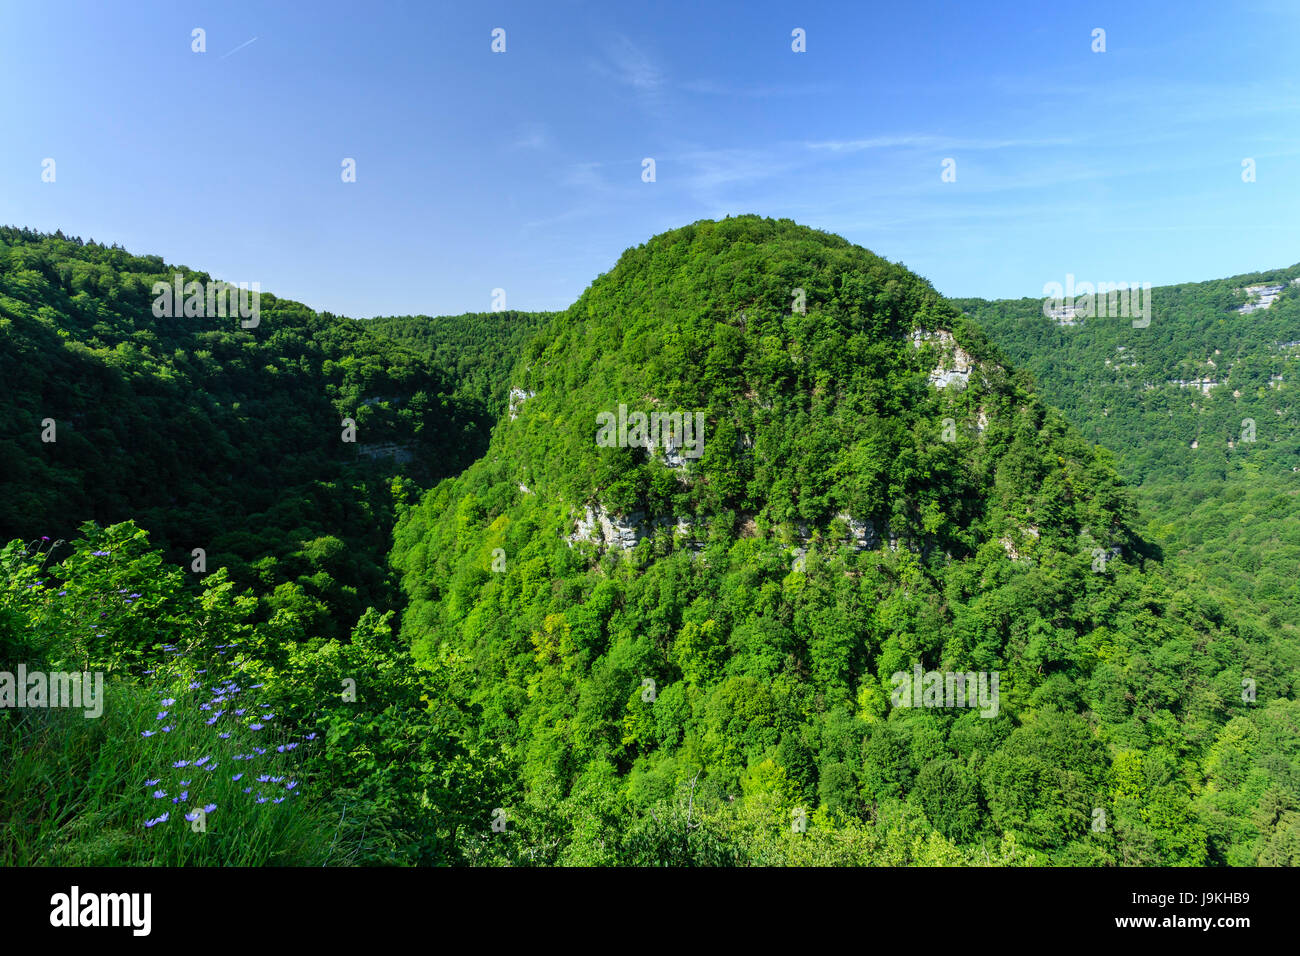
508;387;535;420
567;503;646;551
565;504;899;557
911;328;977;389
565;503;701;553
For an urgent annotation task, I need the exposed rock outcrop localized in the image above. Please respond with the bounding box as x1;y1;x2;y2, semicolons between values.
566;504;702;553
356;442;415;464
835;512;881;551
911;328;976;389
568;504;645;550
508;387;535;420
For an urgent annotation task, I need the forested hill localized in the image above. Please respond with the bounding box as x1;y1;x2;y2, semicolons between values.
366;310;555;423
954;269;1300;645
952;267;1300;487
0;226;486;637
3;218;1297;867
390;215;1300;865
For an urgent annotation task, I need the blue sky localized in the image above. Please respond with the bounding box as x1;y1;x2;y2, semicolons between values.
2;0;1298;317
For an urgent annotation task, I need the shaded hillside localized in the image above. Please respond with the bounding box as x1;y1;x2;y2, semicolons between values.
0;227;483;636
366;310;555;426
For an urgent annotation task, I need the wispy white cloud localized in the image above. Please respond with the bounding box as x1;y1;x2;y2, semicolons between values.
219;36;258;60
805;134;1077;153
680;79;836;97
589;34;668;116
606;34;664;91
673;147;796;193
987;74;1300;124
509;122;550;151
560;161;611;191
520;203;608;233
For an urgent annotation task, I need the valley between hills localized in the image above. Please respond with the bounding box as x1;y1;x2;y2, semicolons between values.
2;215;1297;866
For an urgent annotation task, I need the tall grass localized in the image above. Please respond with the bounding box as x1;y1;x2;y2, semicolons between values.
0;642;341;866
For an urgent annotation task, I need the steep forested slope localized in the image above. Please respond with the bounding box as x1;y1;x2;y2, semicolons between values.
0;227;485;636
3;219;1297;867
391;216;1300;865
956;270;1300;644
0;228;512;866
954;272;1300;486
366;310;555;424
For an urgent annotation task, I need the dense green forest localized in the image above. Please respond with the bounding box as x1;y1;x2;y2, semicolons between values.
3;218;1297;866
956;271;1300;647
366;310;554;423
0;226;519;640
390;217;1297;864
